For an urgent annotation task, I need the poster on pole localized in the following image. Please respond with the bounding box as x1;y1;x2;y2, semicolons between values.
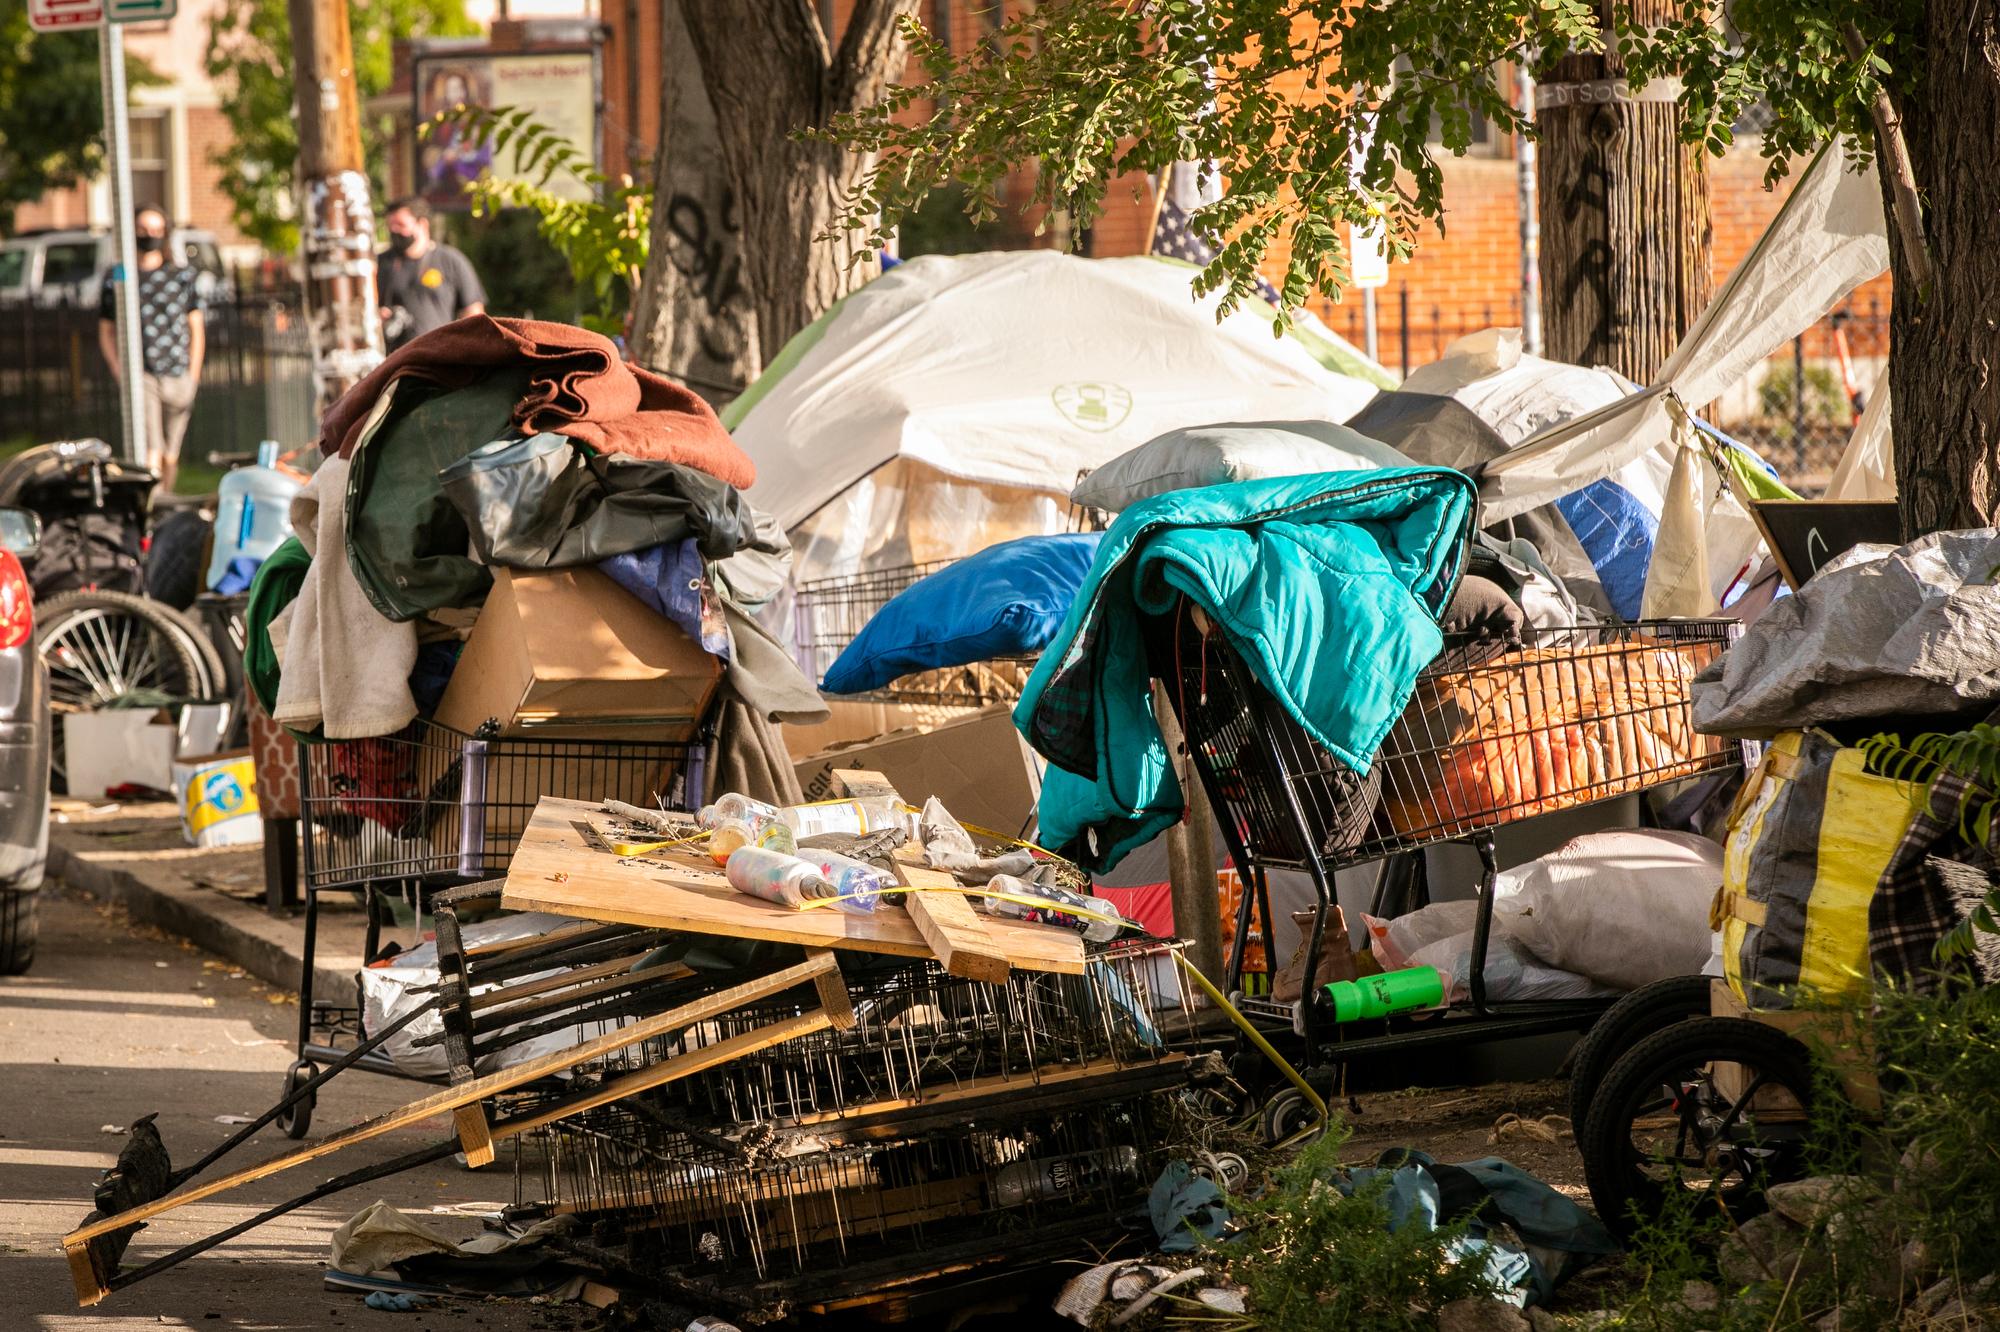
414;51;598;210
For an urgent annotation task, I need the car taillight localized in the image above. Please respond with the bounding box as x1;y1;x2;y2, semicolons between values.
0;550;31;650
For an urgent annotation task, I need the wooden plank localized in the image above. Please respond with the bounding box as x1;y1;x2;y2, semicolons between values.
60;953;840;1252
453;1104;495;1168
501;798;1084;975
788;1055;1189;1127
903;888;1009;984
829;768;901;803
807;949;856;1030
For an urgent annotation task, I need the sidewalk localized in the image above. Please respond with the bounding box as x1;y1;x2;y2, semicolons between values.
46;799;371;1001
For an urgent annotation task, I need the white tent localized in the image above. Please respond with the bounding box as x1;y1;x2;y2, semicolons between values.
724;250;1394;582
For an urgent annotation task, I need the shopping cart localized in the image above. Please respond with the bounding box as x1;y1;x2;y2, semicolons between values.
1147;599;1740;1119
792;558;1037;707
274;717;709;1135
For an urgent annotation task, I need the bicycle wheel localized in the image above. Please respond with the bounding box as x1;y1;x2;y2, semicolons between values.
36;589;210;791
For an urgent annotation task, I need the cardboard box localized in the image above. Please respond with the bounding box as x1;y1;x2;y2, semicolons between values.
434;567;723;739
64;711;177;799
794;707;1042;837
172;752;263;848
781;698;985;762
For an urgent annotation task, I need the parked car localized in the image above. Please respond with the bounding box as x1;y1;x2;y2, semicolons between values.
0;227;226;310
0;506;50;976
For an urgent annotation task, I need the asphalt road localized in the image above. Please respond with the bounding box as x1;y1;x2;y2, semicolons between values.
0;883;587;1331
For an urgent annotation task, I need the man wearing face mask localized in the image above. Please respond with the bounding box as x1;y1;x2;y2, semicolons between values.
97;204;205;491
376;197;486;350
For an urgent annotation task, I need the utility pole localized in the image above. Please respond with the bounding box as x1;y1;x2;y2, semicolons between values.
99;26;147;464
1515;63;1542;357
288;0;383;414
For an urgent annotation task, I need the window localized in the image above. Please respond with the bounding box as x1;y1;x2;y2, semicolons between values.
1395;57;1509;158
129;110;173;218
41;242;99;291
0;248;26;294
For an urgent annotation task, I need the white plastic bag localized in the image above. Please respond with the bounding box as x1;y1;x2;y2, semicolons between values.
1491;829;1722;991
1363;900;1481;970
1408;930;1619;1004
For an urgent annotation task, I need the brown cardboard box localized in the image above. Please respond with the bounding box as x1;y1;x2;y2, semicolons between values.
1271;907;1359;1003
794;707;1042;837
781;698;985;761
434;567;723;739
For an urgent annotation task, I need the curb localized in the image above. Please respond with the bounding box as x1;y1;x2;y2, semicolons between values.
47;837;360;1003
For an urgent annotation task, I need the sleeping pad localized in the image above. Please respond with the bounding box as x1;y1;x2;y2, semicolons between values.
1014;468;1476;870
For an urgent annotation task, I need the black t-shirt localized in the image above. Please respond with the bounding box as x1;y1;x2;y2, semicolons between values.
377;242;486;346
98;262;201;377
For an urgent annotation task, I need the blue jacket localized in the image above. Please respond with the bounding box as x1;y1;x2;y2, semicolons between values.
1015;468;1475;869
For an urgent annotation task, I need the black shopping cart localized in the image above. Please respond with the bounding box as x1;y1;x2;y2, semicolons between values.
274;717;708;1135
792;558;1037;707
1148;600;1739;1124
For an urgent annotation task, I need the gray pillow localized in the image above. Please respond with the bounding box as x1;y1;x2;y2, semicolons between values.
1070;419;1417;512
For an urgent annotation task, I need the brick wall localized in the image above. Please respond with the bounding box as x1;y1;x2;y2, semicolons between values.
180;105;246;244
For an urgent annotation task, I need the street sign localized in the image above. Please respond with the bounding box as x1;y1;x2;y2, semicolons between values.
1349;219;1390;289
27;0;104;31
107;0;175;20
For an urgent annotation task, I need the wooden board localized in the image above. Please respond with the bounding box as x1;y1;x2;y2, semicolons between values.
501;798;1084;976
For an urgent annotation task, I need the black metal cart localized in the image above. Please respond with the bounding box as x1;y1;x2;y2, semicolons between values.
1148;600;1739;1109
275;716;708;1135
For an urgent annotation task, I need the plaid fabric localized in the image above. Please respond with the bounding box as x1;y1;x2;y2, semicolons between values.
1869;768;2000;987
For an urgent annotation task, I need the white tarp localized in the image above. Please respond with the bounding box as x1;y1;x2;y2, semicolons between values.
1481;137;1890;523
1825;381;1896;500
725;251;1391;535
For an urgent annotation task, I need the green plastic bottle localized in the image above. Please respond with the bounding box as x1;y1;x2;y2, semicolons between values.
1322;966;1445;1022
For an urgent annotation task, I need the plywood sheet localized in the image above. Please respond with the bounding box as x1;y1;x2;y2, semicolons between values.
501;798;1085;975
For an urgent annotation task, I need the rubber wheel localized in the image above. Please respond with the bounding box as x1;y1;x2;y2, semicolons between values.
0;887;38;976
1260;1087;1318;1144
154;600;228;701
144;508;213;610
1568;975;1714;1130
35;589;212;792
1581;1017;1815;1239
275;1062;317;1140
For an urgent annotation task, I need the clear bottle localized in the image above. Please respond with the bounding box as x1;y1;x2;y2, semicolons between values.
775;798;921;839
990;1146;1141;1207
980;875;1129;944
205;440;302;590
707;816;796;864
698;793;781;831
793;848;889;913
723;847;837;910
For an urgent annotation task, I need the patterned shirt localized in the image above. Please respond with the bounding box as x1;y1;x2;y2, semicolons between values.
98;262;201;378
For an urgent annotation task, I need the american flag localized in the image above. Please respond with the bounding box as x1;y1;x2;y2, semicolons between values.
1150;162;1284;307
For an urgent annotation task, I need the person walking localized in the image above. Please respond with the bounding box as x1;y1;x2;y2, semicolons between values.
96;204;203;492
377;198;486;349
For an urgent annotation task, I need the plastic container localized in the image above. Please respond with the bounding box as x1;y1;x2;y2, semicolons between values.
794;848;890;912
205;441;301;590
980;875;1128;943
1321;965;1445;1022
723;847;837;910
990;1146;1141;1207
698;793;781;830
707;816;795;864
775;799;918;839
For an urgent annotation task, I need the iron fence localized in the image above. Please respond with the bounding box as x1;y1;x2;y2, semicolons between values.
0;292;316;469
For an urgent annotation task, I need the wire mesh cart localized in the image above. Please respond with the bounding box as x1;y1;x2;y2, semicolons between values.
1148;600;1739;1106
792;558;1036;706
277;718;709;1135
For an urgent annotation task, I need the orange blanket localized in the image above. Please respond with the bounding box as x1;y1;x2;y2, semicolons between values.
318;315;754;487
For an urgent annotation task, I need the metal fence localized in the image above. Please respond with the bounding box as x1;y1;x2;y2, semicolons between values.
0;294;316;467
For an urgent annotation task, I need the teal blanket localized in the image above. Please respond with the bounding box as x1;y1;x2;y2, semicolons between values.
1014;468;1475;869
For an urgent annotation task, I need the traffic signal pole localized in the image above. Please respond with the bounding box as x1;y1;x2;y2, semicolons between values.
288;0;383;414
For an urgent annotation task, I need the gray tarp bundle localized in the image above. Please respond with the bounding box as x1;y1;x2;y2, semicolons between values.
1692;527;2000;737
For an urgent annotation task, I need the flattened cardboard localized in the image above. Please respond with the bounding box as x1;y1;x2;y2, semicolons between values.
795;707;1042;837
435;567;722;738
781;698;984;761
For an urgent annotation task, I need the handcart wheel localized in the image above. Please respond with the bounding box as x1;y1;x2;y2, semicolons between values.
1260;1087;1318;1145
1581;1017;1814;1238
274;1061;318;1140
1566;975;1714;1130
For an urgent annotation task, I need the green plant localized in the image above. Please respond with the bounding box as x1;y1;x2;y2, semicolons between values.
423;106;646;337
1219;1128;1502;1331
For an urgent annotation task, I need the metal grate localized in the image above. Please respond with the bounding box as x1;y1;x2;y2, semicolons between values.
1153;607;1738;872
792;559;1038;706
298;719;703;891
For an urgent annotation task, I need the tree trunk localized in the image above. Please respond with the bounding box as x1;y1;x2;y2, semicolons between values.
1535;0;1712;382
674;0;916;364
627;0;761;406
1883;0;2000;536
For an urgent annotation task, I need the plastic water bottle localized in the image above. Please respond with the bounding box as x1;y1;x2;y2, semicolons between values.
980;875;1128;943
724;847;838;910
990;1146;1141;1207
706;816;795;864
1321;966;1445;1022
698;793;781;830
205;441;300;590
794;848;889;912
775;799;919;839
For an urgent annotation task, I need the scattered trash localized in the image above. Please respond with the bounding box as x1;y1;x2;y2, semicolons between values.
362;1291;434;1311
212;1115;255;1125
1490;1114;1572;1145
153;961;168;969
1149;1161;1231;1254
98;1125;123;1135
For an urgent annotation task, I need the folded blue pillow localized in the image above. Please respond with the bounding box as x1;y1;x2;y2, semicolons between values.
821;533;1106;695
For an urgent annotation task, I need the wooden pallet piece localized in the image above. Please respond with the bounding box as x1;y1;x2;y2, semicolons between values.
61;952;849;1306
502;798;1084;975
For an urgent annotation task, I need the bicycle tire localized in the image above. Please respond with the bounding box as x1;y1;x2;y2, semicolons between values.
155;599;228;700
36;589;211;791
1567;975;1715;1130
1581;1016;1815;1238
145;508;214;610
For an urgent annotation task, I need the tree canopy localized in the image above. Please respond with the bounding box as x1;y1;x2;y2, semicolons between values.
830;0;1912;319
205;0;475;252
0;5;157;230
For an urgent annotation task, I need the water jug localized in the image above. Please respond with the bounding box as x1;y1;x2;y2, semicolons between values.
205;441;301;590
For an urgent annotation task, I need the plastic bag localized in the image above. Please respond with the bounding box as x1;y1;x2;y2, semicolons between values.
1363;900;1481;971
1408;930;1620;1004
1492;828;1722;991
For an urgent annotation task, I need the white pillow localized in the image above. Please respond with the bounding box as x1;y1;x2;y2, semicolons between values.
1069;419;1416;512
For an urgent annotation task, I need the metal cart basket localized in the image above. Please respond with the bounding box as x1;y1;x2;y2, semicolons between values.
792;558;1036;706
1149;601;1739;1078
278;717;708;1132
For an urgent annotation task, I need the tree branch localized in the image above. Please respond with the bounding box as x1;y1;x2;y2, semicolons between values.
833;0;920;115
